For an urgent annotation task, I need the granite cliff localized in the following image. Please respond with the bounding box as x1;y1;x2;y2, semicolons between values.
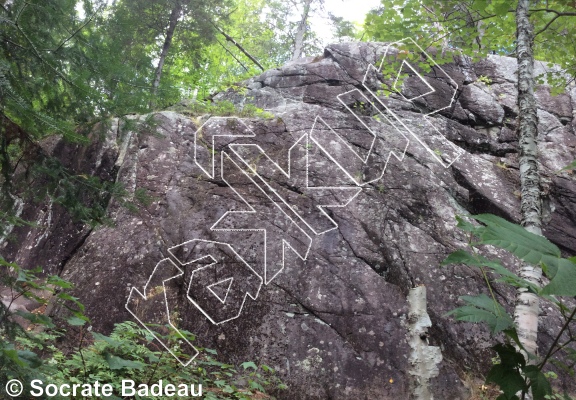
2;41;576;399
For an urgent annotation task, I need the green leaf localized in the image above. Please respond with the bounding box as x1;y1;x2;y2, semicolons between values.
47;275;74;289
472;214;560;261
502;329;524;351
103;352;145;370
541;258;576;296
249;380;265;391
147;353;160;363
57;292;79;302
493;343;526;368
470;214;575;281
493;1;511;15
445;294;513;333
222;385;235;393
559;160;576;171
2;348;25;367
459;294;500;313
442;250;520;280
522;365;552;399
441;249;477;265
14;310;55;328
261;364;274;373
486;364;526;398
67;316;87;326
241;361;258;370
63;304;87;317
16;268;31;283
17;350;42;368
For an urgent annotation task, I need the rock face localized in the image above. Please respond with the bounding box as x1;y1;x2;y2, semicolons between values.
2;42;576;399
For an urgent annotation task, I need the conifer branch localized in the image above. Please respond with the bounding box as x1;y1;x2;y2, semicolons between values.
210;21;264;71
51;6;102;53
215;37;249;72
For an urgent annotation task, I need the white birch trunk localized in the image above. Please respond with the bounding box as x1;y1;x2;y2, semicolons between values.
407;286;442;400
514;0;543;361
291;0;313;61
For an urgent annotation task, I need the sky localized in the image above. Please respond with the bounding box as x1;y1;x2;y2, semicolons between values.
323;0;382;24
75;0;383;56
312;0;383;46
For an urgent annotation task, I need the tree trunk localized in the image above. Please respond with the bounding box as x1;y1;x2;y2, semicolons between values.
150;0;181;105
407;286;442;400
514;0;542;360
291;0;313;61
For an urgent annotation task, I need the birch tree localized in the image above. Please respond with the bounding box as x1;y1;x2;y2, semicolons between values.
292;0;313;60
514;0;543;359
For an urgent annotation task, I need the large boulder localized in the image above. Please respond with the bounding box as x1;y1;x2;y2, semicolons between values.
2;42;575;399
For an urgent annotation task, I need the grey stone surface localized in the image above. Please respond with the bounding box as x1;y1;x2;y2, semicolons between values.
2;42;576;399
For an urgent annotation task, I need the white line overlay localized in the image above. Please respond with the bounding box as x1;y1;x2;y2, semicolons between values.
125;38;463;364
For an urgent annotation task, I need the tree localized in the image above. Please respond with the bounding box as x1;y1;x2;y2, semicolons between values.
263;0;323;62
292;0;314;60
514;0;542;359
365;1;576;90
151;0;182;99
328;12;361;42
1;0;106;226
443;215;576;399
107;0;231;108
0;0;252;222
176;0;290;97
1;0;100;136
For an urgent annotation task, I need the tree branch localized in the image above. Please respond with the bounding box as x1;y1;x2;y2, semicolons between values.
51;7;101;53
3;38;24;49
538;306;576;370
210;21;264;71
13;19;84;92
214;37;248;72
13;1;27;24
529;8;576;16
533;11;576;36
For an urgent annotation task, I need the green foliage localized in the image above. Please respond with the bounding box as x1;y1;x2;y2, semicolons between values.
42;321;283;399
328;12;361;42
486;343;528;399
1;259;285;399
445;293;513;334
558;160;576;173
443;214;576;399
477;75;493;85
452;214;576;296
185;0;295;96
239;103;275;119
178;100;274;119
373;37;456;98
365;0;514;58
364;0;576;94
0;0;325;232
